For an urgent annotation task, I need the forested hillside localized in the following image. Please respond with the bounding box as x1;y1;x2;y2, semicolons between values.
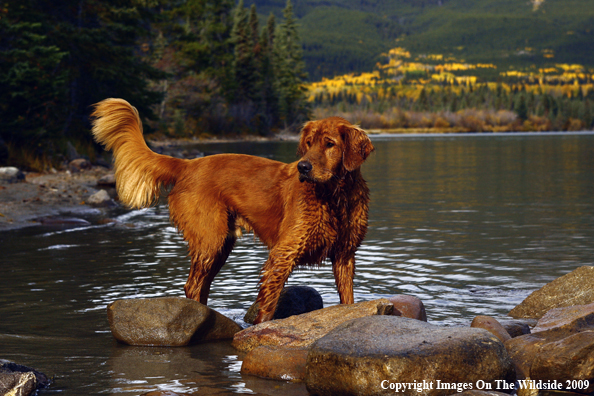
0;0;309;169
1;0;593;170
251;0;594;80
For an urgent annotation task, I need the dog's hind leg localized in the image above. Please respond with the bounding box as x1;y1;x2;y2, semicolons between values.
169;190;235;305
184;234;235;304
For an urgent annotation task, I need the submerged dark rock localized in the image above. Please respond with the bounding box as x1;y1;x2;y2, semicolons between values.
243;285;323;324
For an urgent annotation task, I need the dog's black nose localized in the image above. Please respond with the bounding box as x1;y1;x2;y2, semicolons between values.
298;161;312;174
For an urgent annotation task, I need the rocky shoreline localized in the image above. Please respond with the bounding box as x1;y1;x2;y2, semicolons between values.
2;262;593;396
96;266;594;396
0;163;117;232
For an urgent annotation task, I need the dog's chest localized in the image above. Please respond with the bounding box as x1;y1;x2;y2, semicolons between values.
298;199;347;265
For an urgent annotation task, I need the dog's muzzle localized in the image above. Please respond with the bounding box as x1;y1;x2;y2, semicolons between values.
298;160;313;182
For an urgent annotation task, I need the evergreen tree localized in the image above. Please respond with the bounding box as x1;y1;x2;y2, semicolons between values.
257;14;279;133
52;0;164;139
273;0;309;128
0;0;68;147
515;94;528;121
0;0;164;163
248;4;260;47
231;0;258;105
542;94;551;117
156;0;235;133
585;99;593;129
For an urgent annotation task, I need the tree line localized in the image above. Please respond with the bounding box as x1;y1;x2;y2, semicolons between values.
312;83;594;132
0;0;309;168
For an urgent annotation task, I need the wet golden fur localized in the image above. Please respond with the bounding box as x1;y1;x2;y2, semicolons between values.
91;98;374;324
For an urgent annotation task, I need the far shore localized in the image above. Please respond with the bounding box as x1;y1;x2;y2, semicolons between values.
147;127;594;148
2;128;592;233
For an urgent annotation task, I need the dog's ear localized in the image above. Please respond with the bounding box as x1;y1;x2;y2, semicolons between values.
297;121;315;157
341;124;374;171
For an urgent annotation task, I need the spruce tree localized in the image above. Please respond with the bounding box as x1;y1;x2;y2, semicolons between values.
0;0;68;147
155;0;235;133
273;0;309;128
515;94;528;121
231;0;258;105
248;4;260;47
585;99;593;129
257;14;279;133
0;0;164;162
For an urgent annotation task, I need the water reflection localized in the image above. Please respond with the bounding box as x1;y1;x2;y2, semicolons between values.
1;133;593;394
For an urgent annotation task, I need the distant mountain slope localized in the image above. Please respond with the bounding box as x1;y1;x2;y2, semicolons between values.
251;0;594;80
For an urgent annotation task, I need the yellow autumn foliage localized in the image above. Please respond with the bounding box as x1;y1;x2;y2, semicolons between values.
305;46;594;105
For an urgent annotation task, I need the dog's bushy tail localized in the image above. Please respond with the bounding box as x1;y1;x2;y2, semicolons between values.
91;98;186;208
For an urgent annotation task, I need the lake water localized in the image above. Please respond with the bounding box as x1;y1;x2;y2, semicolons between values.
1;132;593;395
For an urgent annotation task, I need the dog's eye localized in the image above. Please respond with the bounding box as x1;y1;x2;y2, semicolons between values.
326;141;335;148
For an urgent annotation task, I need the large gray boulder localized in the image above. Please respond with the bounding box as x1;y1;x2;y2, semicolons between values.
107;297;242;346
306;316;515;396
509;266;594;319
232;299;393;352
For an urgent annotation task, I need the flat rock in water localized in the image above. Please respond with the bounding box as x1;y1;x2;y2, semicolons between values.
306;316;515;396
504;302;594;392
107;297;242;346
243;285;323;324
509;266;594;319
232;299;393;352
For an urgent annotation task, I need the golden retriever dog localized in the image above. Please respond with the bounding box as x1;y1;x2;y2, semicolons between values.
91;98;374;324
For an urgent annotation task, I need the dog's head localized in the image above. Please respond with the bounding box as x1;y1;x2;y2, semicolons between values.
296;117;374;183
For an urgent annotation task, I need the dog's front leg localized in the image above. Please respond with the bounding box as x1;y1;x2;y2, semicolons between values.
253;249;297;324
332;254;355;305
